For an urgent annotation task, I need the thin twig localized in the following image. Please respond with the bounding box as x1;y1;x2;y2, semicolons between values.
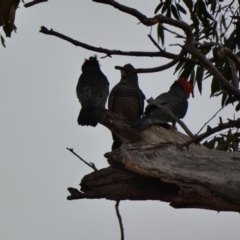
115;201;124;240
114;48;186;74
24;0;48;7
66;148;98;171
115;58;180;74
196;107;223;135
147;98;194;139
147;34;163;51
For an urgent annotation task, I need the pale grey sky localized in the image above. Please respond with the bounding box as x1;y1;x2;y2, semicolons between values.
1;1;239;240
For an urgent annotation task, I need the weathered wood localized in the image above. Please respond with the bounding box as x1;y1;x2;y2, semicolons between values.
68;167;179;201
68;110;240;212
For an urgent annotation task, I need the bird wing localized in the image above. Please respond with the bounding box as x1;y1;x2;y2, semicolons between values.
138;90;145;117
108;85;117;112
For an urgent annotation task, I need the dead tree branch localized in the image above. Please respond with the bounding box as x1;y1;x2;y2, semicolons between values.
67;110;240;212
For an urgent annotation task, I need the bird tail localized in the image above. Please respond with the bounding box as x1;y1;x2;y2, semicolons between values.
77;108;90;126
131;116;155;130
77;107;102;127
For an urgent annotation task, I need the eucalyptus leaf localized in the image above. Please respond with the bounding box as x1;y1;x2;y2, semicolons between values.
157;23;164;46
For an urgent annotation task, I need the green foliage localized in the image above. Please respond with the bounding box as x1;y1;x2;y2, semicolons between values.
154;1;240;151
157;23;165;46
0;34;6;47
203;129;240;151
155;0;240;108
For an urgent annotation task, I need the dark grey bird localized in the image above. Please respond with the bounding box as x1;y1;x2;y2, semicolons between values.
132;77;192;130
76;56;109;127
108;64;145;149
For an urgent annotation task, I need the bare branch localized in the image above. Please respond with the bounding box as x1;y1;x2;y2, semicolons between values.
92;0;148;23
93;0;194;42
24;0;48;8
115;201;124;240
147;98;194;139
115;57;180;74
40;27;198;64
39;26;171;58
114;48;187;74
66;148;98;171
180;118;240;148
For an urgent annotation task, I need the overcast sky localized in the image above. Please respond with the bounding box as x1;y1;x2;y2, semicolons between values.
1;1;239;240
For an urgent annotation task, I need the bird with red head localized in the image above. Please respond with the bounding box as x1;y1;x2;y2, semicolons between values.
132;77;192;130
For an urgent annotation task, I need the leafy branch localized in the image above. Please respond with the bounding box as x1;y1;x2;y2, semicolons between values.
180;118;240;149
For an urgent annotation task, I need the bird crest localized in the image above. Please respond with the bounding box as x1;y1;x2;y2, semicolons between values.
176;77;192;98
82;55;99;71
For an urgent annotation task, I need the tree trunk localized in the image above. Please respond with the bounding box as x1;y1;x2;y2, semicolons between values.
67;110;240;212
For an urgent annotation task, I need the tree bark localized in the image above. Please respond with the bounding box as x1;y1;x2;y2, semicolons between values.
68;110;240;212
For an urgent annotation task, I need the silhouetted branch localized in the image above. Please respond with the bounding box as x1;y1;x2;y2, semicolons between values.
92;0;147;23
24;0;48;7
115;50;184;74
92;0;194;42
180;118;240;148
115;201;124;240
39;27;197;64
66;148;98;171
147;98;194;139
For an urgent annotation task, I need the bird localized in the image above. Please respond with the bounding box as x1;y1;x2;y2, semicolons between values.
108;63;145;149
132;77;192;130
76;56;109;127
